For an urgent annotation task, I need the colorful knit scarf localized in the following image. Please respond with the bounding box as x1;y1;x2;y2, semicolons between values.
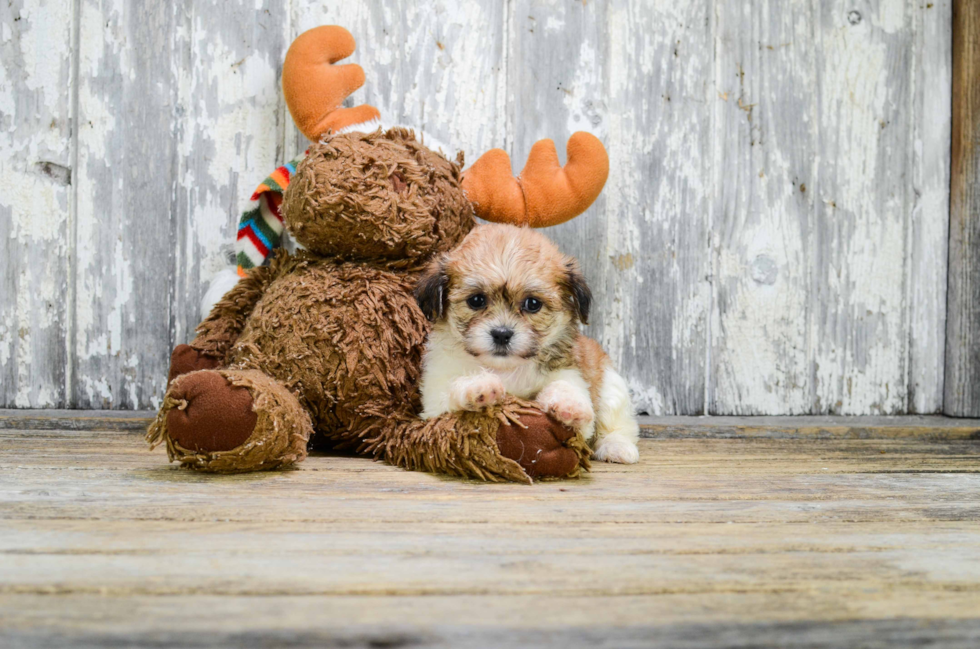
235;156;304;275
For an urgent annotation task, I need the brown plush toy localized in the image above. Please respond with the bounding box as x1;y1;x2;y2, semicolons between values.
146;26;609;482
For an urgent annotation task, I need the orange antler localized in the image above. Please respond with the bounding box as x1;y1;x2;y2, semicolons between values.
282;26;381;141
462;132;609;228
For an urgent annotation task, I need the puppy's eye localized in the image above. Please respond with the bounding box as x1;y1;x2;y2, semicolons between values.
522;297;543;313
466;294;487;310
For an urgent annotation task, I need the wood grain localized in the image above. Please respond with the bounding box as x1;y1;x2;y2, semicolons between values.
4;408;980;438
711;1;950;415
2;596;979;649
710;0;815;415
71;0;179;408
910;1;952;413
1;425;979;646
505;1;713;416
946;0;980;416
0;0;74;407
0;408;155;431
810;0;914;415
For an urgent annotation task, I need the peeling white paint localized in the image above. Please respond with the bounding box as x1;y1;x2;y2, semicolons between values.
0;0;73;407
170;2;290;360
1;168;66;242
73;79;115;361
308;1;507;162
807;0;912;414
0;312;12;367
0;0;953;413
908;0;951;413
563;39;605;139
598;3;636;369
878;0;907;34
17;0;71;95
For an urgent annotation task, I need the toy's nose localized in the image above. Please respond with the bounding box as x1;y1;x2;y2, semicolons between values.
491;327;514;346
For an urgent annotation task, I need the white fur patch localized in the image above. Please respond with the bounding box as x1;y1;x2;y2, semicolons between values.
591;367;640;464
421;326;640;464
536;373;595;439
200;267;241;320
449;372;506;411
593;432;640;464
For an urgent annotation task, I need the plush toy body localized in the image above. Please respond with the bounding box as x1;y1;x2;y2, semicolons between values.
147;27;609;483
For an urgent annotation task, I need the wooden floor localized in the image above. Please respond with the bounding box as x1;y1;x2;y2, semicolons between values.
2;412;980;648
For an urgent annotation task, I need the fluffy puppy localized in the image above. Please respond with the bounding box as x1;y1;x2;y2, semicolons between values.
415;223;639;464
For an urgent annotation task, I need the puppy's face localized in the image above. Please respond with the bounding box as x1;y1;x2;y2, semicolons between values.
416;224;591;370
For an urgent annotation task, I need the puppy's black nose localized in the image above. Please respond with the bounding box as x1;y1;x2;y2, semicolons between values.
490;327;514;346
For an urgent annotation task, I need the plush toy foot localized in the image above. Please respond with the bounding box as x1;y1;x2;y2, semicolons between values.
167;344;222;386
147;369;313;473
166;371;257;452
496;410;589;480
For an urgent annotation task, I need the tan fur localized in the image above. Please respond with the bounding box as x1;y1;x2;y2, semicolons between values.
573;335;610;408
437;224;585;373
420;224;589;396
419;223;639;464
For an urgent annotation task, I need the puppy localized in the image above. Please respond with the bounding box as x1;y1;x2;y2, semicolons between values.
414;223;640;464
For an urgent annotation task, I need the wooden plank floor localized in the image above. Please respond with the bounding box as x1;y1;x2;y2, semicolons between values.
2;413;980;648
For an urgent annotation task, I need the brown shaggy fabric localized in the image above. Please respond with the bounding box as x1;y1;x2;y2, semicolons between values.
282;128;472;265
194;263;278;361
227;252;429;442
167;344;222;386
146;129;590;482
147;369;312;473
362;399;533;484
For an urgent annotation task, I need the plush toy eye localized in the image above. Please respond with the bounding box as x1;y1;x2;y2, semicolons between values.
466;294;487;310
522;297;543;313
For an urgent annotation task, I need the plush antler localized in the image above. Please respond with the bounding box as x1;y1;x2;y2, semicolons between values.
282;25;381;141
462;132;609;228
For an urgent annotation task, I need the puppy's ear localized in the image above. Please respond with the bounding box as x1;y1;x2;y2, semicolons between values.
562;259;592;325
415;256;449;322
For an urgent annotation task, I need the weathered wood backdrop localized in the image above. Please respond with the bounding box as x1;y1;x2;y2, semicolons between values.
0;0;954;415
947;0;980;416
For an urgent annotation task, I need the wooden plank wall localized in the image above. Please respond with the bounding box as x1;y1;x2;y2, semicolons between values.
946;0;980;416
0;0;953;415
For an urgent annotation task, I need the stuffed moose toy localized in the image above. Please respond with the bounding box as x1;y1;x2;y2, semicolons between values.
147;26;610;483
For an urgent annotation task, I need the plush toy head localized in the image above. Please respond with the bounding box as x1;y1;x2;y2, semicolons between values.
282;129;473;261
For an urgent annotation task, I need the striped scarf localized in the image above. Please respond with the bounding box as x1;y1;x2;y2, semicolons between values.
236;156;304;274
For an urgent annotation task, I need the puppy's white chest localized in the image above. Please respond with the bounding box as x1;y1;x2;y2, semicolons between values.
489;365;550;399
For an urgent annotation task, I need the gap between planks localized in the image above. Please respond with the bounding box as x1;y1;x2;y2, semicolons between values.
1;410;979;440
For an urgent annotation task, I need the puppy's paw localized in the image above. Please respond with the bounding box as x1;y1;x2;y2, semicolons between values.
592;432;640;465
546;398;594;431
537;381;594;433
451;373;506;411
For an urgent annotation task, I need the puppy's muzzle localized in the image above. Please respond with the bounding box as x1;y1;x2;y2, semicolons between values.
490;327;514;354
